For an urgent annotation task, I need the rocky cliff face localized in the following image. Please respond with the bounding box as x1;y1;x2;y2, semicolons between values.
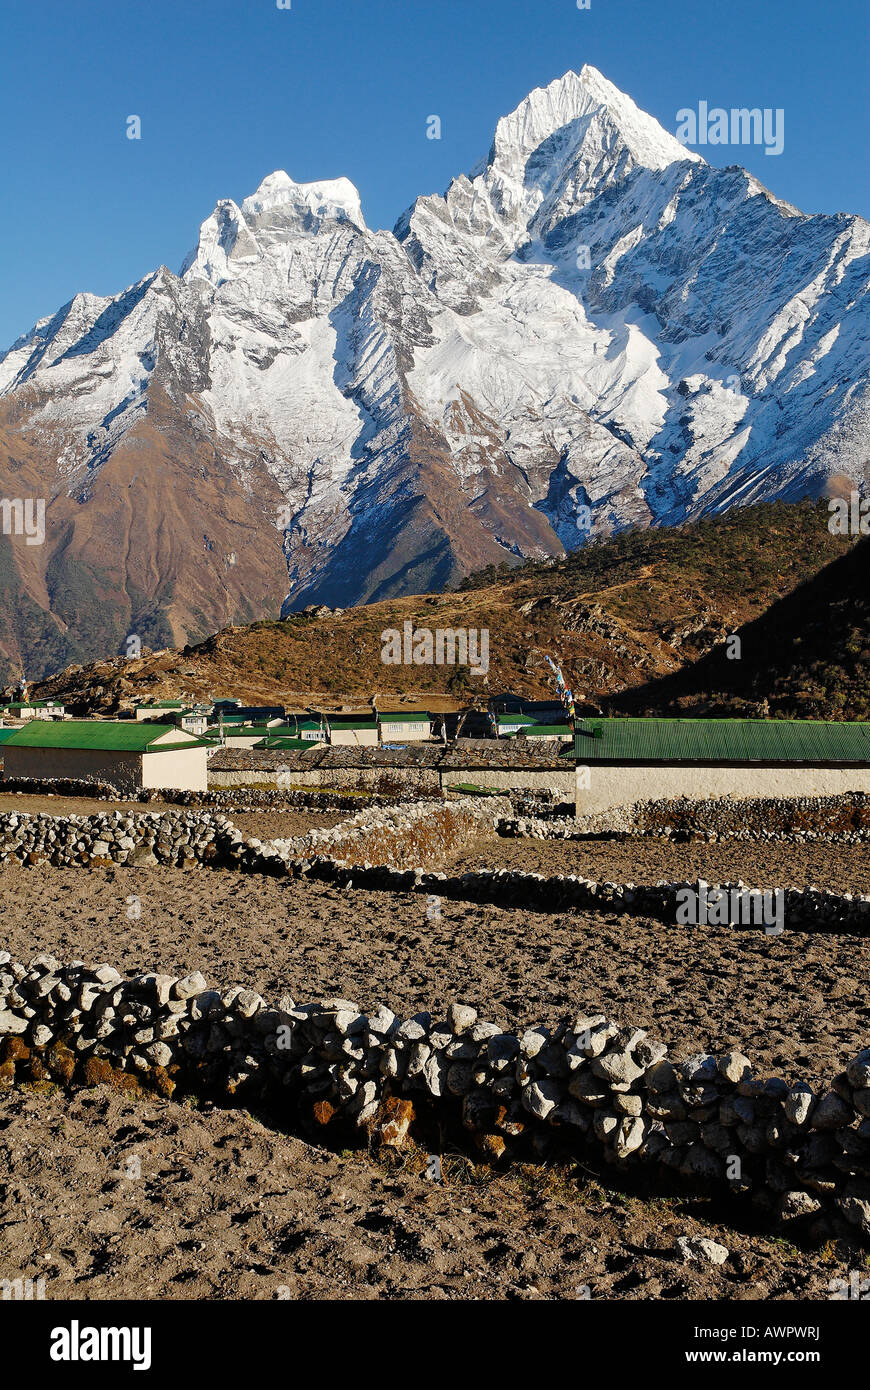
1;66;867;680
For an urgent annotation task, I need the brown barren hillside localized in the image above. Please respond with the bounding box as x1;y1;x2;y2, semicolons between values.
18;500;867;719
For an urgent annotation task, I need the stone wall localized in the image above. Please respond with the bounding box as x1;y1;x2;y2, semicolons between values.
0;804;867;930
505;791;870;842
271;798;511;872
0;799;503;875
0;776;122;800
1;951;868;1244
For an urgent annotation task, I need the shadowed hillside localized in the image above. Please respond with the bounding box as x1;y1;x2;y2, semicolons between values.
610;534;870;720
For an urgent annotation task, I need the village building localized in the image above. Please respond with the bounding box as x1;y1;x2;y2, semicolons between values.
213;728;272;750
513;722;574;742
491;697;566;726
135;701;185;721
378;711;432;743
294;719;328;743
573;718;870;813
326;715;379;747
1;721;209;794
223;706;285;723
1;700;65;721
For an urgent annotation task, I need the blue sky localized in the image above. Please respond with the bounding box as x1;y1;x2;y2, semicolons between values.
1;0;867;347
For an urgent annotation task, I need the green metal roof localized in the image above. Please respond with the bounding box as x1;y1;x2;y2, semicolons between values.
521;724;573;737
328;719;378;730
378;711;430;723
3;720;206;753
259;737;318;750
0;728;18;744
573;718;870;765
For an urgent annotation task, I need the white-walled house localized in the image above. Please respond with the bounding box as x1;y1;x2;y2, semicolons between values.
2;720;209;793
378;711;431;742
326;717;379;747
574;718;870;814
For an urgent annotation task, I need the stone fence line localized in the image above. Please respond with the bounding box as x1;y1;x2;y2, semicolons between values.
0;803;868;930
1;951;868;1245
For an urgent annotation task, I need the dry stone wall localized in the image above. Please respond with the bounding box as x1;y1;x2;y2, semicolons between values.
1;950;868;1245
563;792;870;841
0;804;868;931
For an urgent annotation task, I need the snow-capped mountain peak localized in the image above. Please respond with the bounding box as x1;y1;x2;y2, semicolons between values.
488;66;703;183
240;171;366;231
0;67;867;682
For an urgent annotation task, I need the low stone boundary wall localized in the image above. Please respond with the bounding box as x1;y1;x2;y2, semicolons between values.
297;859;870;932
1;804;868;930
565;792;870;842
144;787;427;812
0;776;122;800
208;765;444;796
0;809;239;870
272;798;511;872
0;799;505;876
1;951;868;1244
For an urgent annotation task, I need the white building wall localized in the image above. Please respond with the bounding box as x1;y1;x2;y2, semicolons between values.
380;722;431;742
329;728;379;746
141;747;208;792
576;764;870;814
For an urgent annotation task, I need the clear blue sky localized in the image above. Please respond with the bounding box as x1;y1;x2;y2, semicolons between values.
1;0;867;347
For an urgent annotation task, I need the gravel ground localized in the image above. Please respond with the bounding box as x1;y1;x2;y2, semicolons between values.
0;1086;857;1302
446;830;870;895
1;862;867;1085
2;849;868;1303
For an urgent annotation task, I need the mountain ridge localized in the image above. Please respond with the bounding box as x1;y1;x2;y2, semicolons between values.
1;66;868;683
19;501;868;723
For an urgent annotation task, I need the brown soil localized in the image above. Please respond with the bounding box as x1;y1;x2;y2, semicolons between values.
0;1085;859;1302
0;861;867;1084
447;830;870;896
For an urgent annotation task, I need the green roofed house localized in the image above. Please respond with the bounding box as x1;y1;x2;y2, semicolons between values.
135;701;185;721
2;720;209;794
513;723;573;741
3;700;65;721
257;737;320;752
296;719;327;743
325;715;379;747
378;711;431;743
573;718;870;815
